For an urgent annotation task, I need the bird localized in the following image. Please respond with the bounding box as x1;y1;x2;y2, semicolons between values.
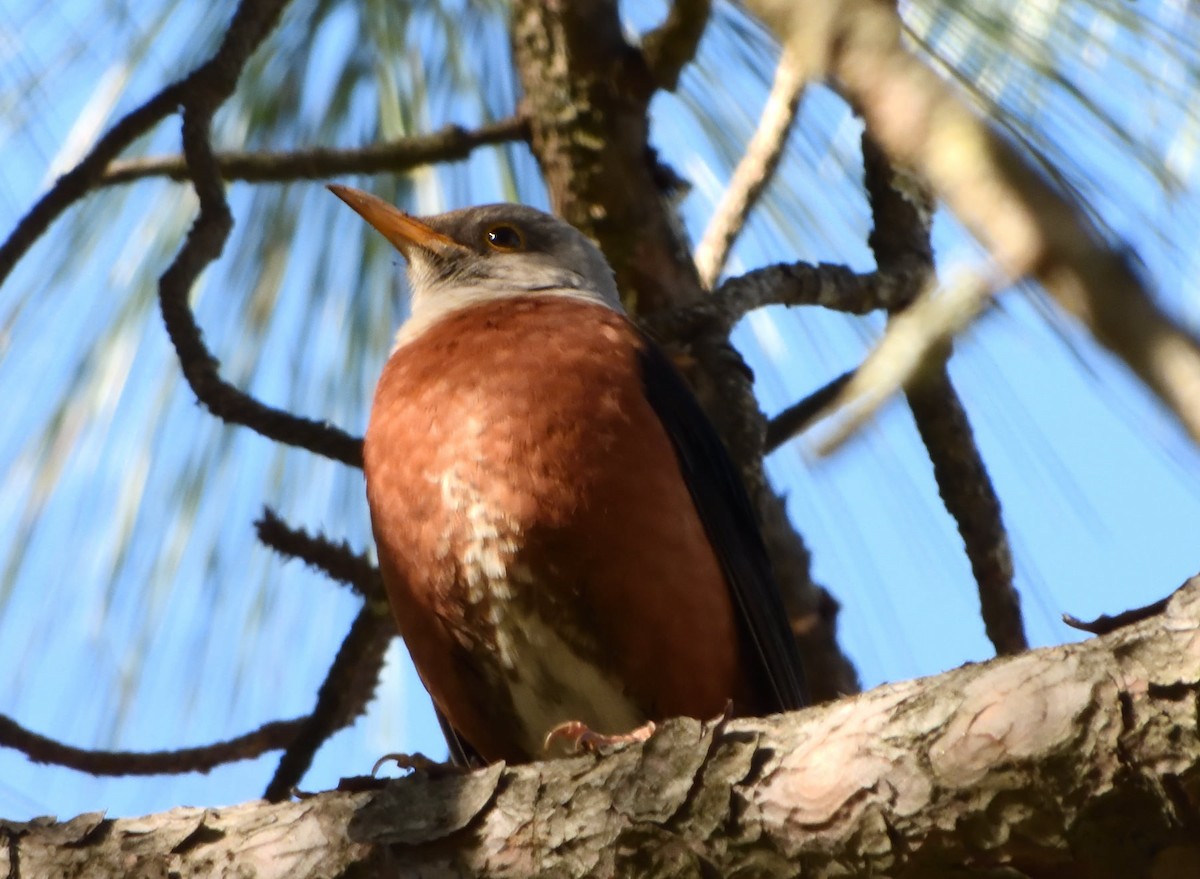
329;184;806;766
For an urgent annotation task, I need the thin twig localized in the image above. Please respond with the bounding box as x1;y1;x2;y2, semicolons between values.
0;713;305;776
100;117;530;186
695;48;805;289
1063;596;1171;636
263;605;395;801
764;370;853;453
807;270;997;455
641;0;712;91
255;507;382;602
906;372;1026;654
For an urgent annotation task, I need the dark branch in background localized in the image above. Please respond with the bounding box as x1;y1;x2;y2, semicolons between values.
860;133;1027;656
765;370;853;453
0;505;397;782
100;116;530;186
263;605;395;802
0;713;304;777
644;262;919;344
255;507;382;602
143;0;394;799
905;374;1025;653
155;0;364;469
0;91;182;286
641;0;712;91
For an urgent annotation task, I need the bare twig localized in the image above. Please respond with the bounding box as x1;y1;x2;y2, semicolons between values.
807;270;996;454
100;117;530;186
0;0;299;287
263;604;395;801
695;49;805;289
255;508;382;602
1063;595;1171;636
0;713;305;776
645;262;919;344
641;0;712;91
746;0;1200;447
764;370;853;453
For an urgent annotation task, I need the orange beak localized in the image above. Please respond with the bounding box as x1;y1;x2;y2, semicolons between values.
327;184;467;258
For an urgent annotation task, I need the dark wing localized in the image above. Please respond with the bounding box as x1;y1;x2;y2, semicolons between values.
637;337;807;712
436;707;485;768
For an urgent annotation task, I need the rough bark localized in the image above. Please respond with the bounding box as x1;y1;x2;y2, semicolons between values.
7;575;1199;878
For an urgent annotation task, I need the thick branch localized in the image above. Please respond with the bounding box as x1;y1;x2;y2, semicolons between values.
509;0;698;314
9;576;1200;876
100;117;529;186
745;0;1200;446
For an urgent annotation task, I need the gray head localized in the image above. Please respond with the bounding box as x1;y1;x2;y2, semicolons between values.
328;186;623;345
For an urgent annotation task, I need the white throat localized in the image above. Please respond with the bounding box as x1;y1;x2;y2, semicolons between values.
393;283;624;350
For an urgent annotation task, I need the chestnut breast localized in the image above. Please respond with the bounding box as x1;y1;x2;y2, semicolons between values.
364;295;756;762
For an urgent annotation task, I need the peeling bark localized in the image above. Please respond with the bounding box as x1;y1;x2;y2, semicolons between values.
8;577;1199;878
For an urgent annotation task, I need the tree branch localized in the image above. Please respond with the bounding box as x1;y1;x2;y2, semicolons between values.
694;48;805;289
10;575;1199;876
807;270;996;453
764;369;852;453
0;714;304;777
99;117;530;186
860;131;1025;655
263;604;395;802
0;92;184;287
745;0;1200;447
644;261;919;342
255;507;382;602
640;0;712;91
154;0;364;468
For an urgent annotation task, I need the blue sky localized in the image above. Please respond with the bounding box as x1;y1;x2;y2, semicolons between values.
0;0;1198;820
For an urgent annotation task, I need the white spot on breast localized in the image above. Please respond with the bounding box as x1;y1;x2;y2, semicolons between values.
438;466;518;605
433;463;642;753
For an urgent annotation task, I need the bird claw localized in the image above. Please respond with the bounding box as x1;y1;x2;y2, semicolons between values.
371;751;465;778
543;720;657;755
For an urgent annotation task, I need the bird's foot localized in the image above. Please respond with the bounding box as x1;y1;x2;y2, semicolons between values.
334;752;463;792
373;751;466;778
543;720;657;755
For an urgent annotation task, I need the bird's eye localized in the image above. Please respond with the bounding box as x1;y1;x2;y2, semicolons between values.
484;224;525;252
